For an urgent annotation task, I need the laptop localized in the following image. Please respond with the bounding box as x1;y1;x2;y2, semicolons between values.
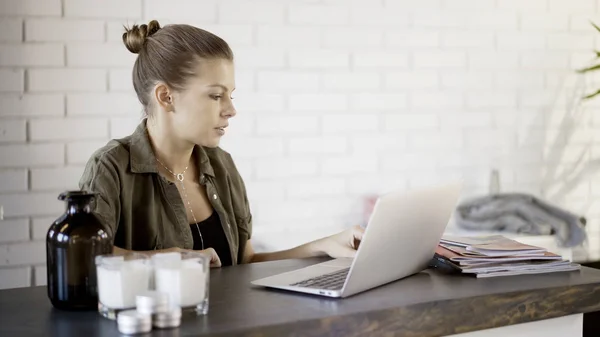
251;182;462;298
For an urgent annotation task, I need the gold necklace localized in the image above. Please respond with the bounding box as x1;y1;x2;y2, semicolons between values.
155;158;204;250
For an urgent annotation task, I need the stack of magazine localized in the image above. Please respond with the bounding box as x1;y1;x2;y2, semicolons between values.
431;235;581;278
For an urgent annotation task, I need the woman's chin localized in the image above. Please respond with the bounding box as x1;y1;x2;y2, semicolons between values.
196;138;221;149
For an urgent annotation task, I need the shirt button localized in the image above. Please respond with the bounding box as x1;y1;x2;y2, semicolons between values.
213;194;217;200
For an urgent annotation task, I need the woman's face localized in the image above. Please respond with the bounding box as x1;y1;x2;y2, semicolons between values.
168;58;237;148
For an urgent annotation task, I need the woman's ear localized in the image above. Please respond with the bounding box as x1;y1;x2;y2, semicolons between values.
153;83;174;112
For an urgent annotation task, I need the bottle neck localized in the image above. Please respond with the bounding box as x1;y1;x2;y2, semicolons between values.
67;202;91;215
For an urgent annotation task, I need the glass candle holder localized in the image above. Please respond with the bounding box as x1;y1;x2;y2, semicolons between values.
95;252;152;319
152;251;210;315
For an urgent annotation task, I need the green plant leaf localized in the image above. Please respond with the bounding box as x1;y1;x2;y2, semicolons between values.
595;50;600;58
583;89;600;100
577;64;600;73
591;21;600;33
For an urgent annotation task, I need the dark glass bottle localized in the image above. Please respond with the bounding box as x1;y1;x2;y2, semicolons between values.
46;191;113;311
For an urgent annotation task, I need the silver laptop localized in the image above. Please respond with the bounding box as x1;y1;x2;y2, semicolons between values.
251;182;462;298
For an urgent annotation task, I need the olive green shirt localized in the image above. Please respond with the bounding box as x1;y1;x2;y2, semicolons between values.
78;119;252;265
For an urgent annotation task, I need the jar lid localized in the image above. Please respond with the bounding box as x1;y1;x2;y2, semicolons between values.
153;306;182;320
118;322;152;335
117;309;151;327
136;291;169;314
153;307;182;329
153;317;181;329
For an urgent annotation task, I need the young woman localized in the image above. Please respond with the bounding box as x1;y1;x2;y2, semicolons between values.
79;20;364;267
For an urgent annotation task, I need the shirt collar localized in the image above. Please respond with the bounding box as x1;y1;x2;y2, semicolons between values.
129;119;215;178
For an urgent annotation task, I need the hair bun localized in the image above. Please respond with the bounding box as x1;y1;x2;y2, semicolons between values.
122;20;161;54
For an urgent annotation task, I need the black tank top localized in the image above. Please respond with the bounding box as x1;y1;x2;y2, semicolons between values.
190;211;233;267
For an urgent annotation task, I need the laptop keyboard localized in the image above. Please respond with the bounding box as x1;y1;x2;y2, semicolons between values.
289;267;350;290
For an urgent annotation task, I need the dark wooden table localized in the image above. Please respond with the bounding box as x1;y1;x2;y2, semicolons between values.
2;257;600;337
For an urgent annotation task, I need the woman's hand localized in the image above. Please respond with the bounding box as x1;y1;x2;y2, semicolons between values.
317;225;365;259
167;247;222;268
246;225;366;263
200;247;222;268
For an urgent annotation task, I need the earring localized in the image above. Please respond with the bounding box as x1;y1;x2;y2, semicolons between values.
168;97;175;112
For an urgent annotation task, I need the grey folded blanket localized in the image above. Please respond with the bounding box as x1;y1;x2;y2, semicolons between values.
455;193;587;248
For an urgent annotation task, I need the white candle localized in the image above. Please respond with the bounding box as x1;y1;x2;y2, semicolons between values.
152;252;209;310
96;256;152;310
155;262;206;307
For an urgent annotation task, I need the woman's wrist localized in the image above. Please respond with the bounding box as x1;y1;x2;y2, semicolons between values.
307;238;328;257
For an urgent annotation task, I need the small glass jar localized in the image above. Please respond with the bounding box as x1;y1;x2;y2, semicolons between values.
95;252;152;319
152;251;210;315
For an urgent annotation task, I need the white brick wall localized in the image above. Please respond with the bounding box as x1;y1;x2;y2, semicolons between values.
34;265;47;286
144;0;216;22
255;115;319;136
0;219;29;243
64;0;142;19
1;0;600;288
322;114;378;133
25;19;105;42
322;72;380;91
0;0;61;16
67;44;137;67
289;4;350;25
28;69;107;92
29;118;108;141
0;18;23;42
255;158;319;179
67;93;142;116
109;117;141;139
30;167;85;191
0;44;64;66
0;144;64;167
415;51;466;68
289;94;347;111
220;1;284;24
0;69;24;92
0;94;64;116
441;71;493;89
0;267;31;290
108;70;134;91
386;31;439;48
290;50;350;68
0;120;27;143
257;71;319;92
324;27;383;48
497;33;546;50
288;136;348;155
287;178;346;198
66;141;107;164
469;52;519;69
0;170;28;193
354;52;409;68
257;25;321;47
386;71;439;89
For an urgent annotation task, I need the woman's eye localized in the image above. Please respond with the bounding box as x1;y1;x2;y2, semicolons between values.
210;95;222;101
